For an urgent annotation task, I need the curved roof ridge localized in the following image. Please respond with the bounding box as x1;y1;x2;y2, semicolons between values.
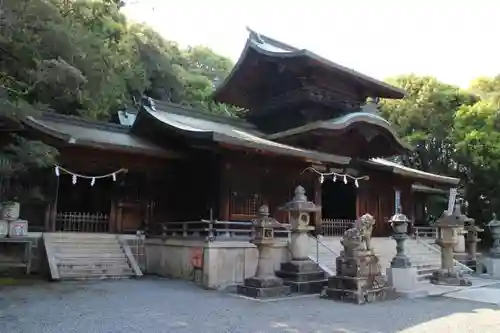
370;158;460;185
213;28;406;107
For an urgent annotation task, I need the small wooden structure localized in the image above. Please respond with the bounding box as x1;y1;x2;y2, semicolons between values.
9;29;458;238
0;238;32;275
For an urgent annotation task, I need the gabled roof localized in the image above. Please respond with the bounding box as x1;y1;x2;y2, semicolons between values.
135;101;351;165
213;28;406;108
135;100;459;185
22;112;179;158
266;111;413;153
369;158;460;186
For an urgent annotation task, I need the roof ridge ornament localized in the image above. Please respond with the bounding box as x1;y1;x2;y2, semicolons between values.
247;26;265;45
360;98;380;115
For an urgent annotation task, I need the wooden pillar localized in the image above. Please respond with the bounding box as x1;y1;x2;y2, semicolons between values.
313;175;322;231
109;200;116;233
219;160;230;221
49;174;60;232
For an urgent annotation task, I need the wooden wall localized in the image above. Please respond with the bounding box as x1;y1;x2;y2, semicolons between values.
218;151;316;224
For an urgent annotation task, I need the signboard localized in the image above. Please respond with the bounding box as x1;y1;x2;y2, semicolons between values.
394;189;401;213
447;188;458;215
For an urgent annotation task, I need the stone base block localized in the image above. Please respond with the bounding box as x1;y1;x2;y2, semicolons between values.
275;269;326;282
484;257;500;278
283;279;326;294
430;270;472;286
322;275;394;304
275;259;327;294
321;287;394;304
237;276;291;299
387;267;418;291
326;274;387;290
279;260;321;273
237;285;291;299
243;276;284;288
336;254;381;277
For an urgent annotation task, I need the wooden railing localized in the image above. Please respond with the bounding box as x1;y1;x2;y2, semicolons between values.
56;212;109;233
321;218;356;237
155;220;291;241
413;226;438;239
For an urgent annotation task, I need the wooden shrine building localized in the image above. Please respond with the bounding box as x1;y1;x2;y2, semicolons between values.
12;29;459;237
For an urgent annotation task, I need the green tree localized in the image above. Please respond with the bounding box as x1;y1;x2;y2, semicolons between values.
469;75;500;108
380;75;475;174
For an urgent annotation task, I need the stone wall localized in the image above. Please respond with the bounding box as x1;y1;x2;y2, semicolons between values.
144;238;290;290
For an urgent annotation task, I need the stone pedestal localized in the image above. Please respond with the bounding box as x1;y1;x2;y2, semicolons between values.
387;267;418;291
322;214;393;304
386;210;418;293
237;245;291;298
275;186;327;293
276;260;326;293
237;205;291;299
237;276;291;298
483;257;500;278
322;252;394;304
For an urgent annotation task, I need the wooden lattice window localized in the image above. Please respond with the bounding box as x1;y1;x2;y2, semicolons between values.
228;166;267;221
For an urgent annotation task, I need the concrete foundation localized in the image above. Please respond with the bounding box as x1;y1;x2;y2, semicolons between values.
144;238;289;290
483;257;500;278
387;267;419;294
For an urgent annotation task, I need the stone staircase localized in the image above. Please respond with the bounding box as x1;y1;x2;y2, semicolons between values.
308;236;444;282
43;233;142;280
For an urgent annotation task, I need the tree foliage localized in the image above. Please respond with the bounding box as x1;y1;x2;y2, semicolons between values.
1;0;237;120
380;74;500;225
0;0;237;199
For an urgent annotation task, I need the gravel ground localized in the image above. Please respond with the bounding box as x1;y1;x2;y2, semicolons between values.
0;278;499;333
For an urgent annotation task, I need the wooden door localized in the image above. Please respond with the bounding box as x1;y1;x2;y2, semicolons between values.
115;201;145;234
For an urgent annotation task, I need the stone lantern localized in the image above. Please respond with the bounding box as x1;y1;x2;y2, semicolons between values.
237;205;291;298
487;213;500;258
430;205;471;286
388;208;411;268
385;208;419;294
275;186;327;293
464;216;483;270
484;213;500;278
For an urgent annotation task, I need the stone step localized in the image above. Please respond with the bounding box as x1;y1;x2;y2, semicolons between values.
52;244;122;252
55;254;127;261
51;240;121;246
54;247;123;254
59;264;132;273
55;253;128;259
58;270;135;279
58;261;130;268
46;232;118;238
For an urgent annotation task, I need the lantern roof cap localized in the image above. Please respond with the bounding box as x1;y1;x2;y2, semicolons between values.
488;213;500;227
389;213;410;223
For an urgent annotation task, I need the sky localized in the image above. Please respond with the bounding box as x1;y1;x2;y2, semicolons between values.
123;0;500;88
